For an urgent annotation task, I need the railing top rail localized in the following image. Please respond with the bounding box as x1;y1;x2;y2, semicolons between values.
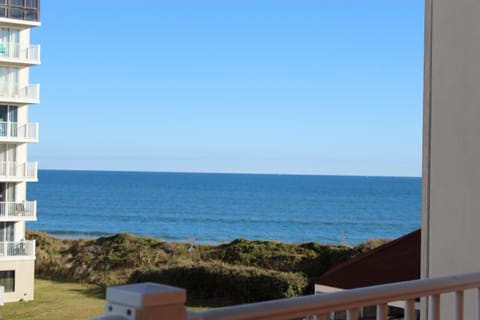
0;161;36;164
188;272;480;320
0;41;40;47
0;240;35;244
0;121;37;125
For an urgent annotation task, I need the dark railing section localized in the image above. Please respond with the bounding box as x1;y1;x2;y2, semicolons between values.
0;0;40;22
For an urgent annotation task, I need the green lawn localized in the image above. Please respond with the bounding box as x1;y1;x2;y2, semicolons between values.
0;279;106;320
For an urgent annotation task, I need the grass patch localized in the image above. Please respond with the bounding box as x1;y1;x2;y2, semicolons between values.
0;279;106;320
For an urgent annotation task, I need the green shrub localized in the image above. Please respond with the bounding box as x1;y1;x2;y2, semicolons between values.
209;238;362;279
28;230;389;303
129;261;308;303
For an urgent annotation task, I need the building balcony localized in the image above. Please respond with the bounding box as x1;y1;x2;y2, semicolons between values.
0;83;39;104
0;161;37;182
0;240;35;259
0;1;40;26
94;272;480;320
0;200;36;221
0;42;40;66
0;121;38;142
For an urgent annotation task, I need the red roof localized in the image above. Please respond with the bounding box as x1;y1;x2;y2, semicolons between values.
316;229;421;289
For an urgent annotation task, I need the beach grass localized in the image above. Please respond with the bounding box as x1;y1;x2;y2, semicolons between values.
0;279;106;320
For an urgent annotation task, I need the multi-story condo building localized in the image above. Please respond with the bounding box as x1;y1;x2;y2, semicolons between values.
0;0;40;303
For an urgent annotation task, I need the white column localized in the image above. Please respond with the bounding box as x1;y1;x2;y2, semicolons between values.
92;283;187;320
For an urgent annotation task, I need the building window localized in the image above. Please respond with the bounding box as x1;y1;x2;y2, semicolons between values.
0;270;14;293
10;0;23;7
0;0;39;21
0;222;14;242
25;0;37;9
24;8;36;20
0;67;19;98
9;8;22;19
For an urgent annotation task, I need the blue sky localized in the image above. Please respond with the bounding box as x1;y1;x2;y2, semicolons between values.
29;0;424;176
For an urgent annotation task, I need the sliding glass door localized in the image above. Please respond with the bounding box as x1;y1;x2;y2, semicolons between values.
0;27;19;57
0;105;17;136
0;67;19;98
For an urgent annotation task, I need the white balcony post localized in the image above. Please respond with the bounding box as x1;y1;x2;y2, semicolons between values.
376;303;388;320
405;299;416;320
92;283;187;320
33;162;38;179
32;240;36;257
477;288;480;320
431;294;440;320
346;308;358;320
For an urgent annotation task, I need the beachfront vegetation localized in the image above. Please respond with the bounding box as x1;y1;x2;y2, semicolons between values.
28;230;388;306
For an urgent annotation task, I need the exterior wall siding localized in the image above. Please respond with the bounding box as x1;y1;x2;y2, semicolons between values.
422;0;480;318
0;259;34;302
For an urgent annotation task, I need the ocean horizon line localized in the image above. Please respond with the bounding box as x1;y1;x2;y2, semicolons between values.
36;168;421;179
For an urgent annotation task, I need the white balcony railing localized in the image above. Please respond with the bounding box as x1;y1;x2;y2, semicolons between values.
0;121;38;142
94;272;480;320
0;161;37;181
0;83;40;104
0;201;36;221
0;240;35;258
0;42;41;64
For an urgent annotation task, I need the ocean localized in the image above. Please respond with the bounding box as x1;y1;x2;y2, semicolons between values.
27;170;421;245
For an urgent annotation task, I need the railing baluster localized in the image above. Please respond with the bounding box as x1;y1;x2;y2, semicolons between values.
455;290;464;320
376;303;388;320
431;294;440;320
405;298;416;320
346;308;358;320
477;288;480;320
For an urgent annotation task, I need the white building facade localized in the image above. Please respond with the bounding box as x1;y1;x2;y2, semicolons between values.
0;0;39;303
421;0;480;318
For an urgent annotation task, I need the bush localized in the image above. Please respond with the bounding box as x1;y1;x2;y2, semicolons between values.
28;230;389;304
129;261;308;303
210;238;361;279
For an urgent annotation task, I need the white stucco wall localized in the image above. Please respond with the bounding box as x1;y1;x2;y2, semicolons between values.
0;259;34;302
0;20;37;304
422;0;480;318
